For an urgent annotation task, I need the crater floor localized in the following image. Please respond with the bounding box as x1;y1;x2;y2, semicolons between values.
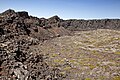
30;29;120;80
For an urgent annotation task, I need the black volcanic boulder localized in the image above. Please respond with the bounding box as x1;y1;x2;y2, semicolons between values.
1;9;15;16
24;16;40;26
48;15;61;24
0;28;4;35
17;11;29;18
6;18;13;23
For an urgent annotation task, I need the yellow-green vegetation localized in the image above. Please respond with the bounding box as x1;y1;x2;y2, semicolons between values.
50;53;59;57
104;47;111;51
112;37;120;40
115;58;120;61
85;78;91;80
53;59;65;64
30;29;120;80
69;59;76;63
114;51;120;55
59;71;66;76
99;76;106;80
113;76;120;80
89;64;96;70
92;50;99;54
63;66;71;71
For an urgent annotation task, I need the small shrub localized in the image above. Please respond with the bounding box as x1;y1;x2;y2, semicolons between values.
114;52;120;55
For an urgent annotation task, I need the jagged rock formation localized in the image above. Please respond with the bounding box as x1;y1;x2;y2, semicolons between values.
0;9;71;41
0;9;69;80
60;19;120;31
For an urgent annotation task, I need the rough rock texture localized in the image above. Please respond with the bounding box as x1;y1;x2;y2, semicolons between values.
0;9;69;80
60;19;120;31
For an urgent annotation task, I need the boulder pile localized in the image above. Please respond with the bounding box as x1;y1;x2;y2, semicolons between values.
0;9;69;80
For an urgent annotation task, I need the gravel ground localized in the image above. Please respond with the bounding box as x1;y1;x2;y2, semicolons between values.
30;29;120;80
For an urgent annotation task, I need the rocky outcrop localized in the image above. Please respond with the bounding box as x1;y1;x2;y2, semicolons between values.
0;9;69;80
60;19;120;31
17;11;29;18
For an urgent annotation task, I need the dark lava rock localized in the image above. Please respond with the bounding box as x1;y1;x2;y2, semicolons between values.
60;19;120;31
0;9;68;80
48;15;61;23
6;18;13;23
0;28;4;35
17;11;29;18
1;9;15;16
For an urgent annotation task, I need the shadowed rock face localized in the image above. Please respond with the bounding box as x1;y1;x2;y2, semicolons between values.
0;9;120;80
16;11;29;18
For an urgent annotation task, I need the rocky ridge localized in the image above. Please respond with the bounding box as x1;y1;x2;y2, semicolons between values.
0;9;70;80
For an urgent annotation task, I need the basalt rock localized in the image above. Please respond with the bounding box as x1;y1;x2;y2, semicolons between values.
17;11;29;18
0;9;68;80
60;19;120;31
0;9;15;16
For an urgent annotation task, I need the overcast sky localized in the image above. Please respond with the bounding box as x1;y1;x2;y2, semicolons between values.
0;0;120;19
